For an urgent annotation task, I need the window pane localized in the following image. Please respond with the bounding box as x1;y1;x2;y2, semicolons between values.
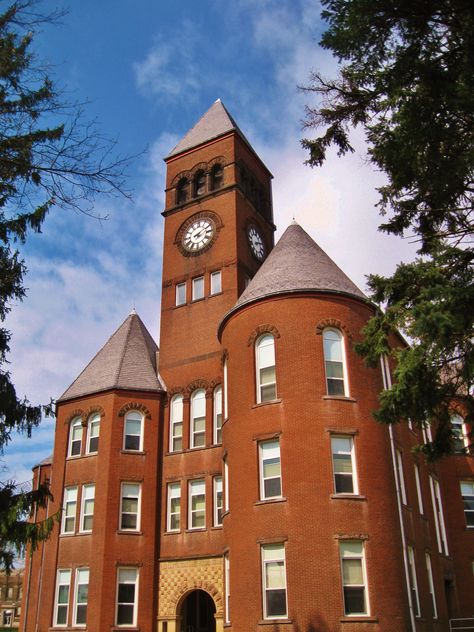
343;559;363;585
56;605;67;625
333;453;352;473
118;583;135;602
176;283;186;305
335;474;354;494
211;271;222;294
340;541;363;557
117;604;134;625
324;331;343;361
264;478;282;498
326;360;344;378
193;277;204;300
125;435;140;450
125;419;141;436
76;604;87;624
261;383;277;401
327;378;345;396
58;585;69;604
344;587;366;614
266;590;287;617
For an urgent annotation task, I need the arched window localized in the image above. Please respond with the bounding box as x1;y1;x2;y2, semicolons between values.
86;413;100;454
213;385;222;444
323;328;348;396
190;389;206;448
123;411;143;451
68;417;83;457
194;170;206;197
256;334;276;403
176;177;189;204
170;394;183;452
451;413;468;453
211;164;223;190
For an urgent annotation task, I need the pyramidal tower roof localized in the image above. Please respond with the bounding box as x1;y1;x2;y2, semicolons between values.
220;222;366;332
58;311;163;402
166;99;252;159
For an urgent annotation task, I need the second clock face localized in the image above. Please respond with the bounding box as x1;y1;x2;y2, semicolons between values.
247;224;266;261
182;218;215;252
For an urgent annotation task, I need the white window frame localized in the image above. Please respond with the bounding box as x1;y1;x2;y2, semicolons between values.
169;394;183;452
259;439;282;501
425;553;438;619
192;276;204;301
188;479;206;530
68;418;83;458
86;414;100;454
224;458;229;512
451;414;469;452
123;411;143;452
331;435;358;495
61;486;78;535
120;482;141;532
166;482;181;532
73;567;89;627
223;357;228;419
210;270;222;295
407;546;420;617
261;543;288;620
414;464;424;515
224;553;230;624
115;568;138;627
429;476;449;555
255;334;277;403
396;450;407;505
175;281;186;306
323;328;349;397
213;385;223;445
190;389;206;449
54;569;71;627
80;484;95;533
460;481;474;529
339;540;369;616
213;476;223;527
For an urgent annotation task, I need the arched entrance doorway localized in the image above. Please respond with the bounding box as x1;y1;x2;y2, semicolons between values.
180;589;216;632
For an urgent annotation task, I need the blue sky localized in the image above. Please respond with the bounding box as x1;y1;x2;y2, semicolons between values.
4;0;416;486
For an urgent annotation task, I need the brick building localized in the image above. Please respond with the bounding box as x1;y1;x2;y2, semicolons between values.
0;568;23;628
20;101;474;632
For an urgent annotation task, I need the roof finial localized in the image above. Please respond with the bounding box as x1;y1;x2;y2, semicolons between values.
130;303;137;316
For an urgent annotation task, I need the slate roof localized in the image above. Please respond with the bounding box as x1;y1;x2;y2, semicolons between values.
220;222;366;332
58;311;163;402
166;98;252;159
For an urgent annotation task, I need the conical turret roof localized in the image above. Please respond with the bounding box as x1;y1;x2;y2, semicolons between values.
58;311;163;402
219;222;366;333
166;99;252;159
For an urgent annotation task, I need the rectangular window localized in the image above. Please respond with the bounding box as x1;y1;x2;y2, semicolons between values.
175;282;186;306
73;568;89;626
214;476;223;526
120;483;140;531
460;481;474;528
86;416;100;454
414;465;424;515
192;276;204;301
80;484;95;532
213;386;222;444
407;546;420;617
396;450;407;505
425;553;437;619
54;569;71;627
331;435;357;494
261;544;287;619
224;458;229;512
452;414;468;452
189;479;206;529
224;554;230;624
61;487;78;534
256;335;277;403
429;476;449;555
116;568;138;627
68;419;82;457
123;412;143;451
210;270;222;295
167;482;181;532
259;439;282;500
170;395;183;452
339;540;368;616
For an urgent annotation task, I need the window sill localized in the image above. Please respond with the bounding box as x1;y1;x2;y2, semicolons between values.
111;628;140;631
331;494;366;502
211;525;223;530
117;530;143;536
340;617;378;623
185;528;207;533
255;497;287;506
258;619;292;625
210;291;223;298
252;399;282;409
323;396;357;403
190;297;205;304
120;450;146;455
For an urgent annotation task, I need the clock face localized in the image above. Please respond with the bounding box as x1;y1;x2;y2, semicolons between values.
182;218;215;252
247;225;265;261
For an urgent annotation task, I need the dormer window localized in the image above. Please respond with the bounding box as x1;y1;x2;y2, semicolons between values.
194;170;206;197
211;164;223;190
177;178;189;205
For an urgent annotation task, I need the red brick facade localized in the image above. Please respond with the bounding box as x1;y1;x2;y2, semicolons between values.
20;102;474;632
